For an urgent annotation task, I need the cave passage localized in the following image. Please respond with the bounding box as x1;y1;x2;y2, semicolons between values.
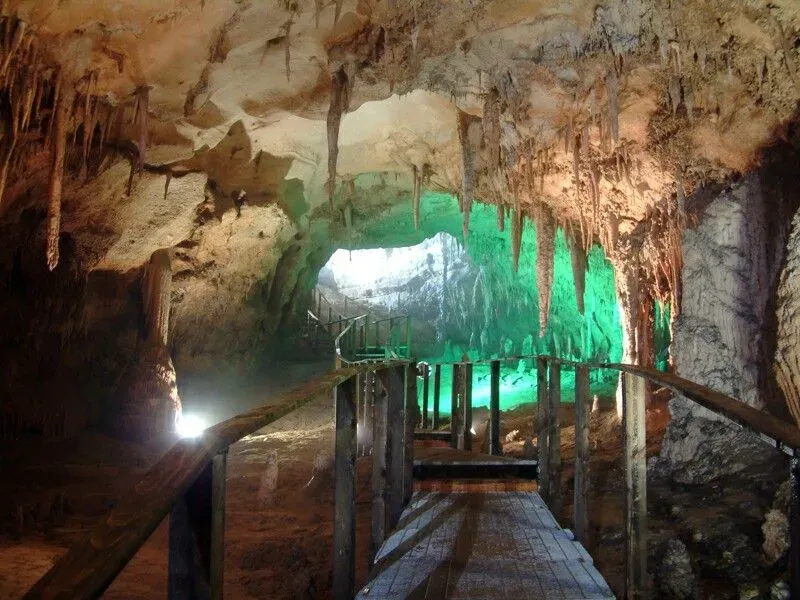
316;194;663;411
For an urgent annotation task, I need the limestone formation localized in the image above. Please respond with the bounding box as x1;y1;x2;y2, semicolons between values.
775;208;800;426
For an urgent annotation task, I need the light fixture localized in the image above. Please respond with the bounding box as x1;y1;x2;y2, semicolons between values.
176;414;206;438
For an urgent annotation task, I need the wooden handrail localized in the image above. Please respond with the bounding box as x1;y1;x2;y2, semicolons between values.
23;364;408;600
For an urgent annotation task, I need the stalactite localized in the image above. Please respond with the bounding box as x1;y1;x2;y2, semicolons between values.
457;109;480;242
511;197;523;272
46;86;74;271
142;249;173;346
482;87;501;171
79;72;98;181
572;131;581;199
497;202;505;232
569;231;587;315
164;172;172;199
283;18;292;82
326;65;349;208
668;75;681;116
605;68;619;144
411;164;421;229
334;0;343;25
536;204;555;335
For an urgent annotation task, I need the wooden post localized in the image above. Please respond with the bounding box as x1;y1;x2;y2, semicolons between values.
168;450;227;600
536;358;550;504
489;360;501;455
450;364;460;449
333;376;357;600
404;363;417;504
622;372;647;599
463;362;473;452
433;364;441;429
422;364;430;428
379;366;405;529
405;315;412;357
574;365;591;548
790;456;800;598
363;371;374;455
548;361;562;515
370;372;388;568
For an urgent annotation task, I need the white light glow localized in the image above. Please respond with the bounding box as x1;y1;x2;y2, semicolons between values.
176;414;207;438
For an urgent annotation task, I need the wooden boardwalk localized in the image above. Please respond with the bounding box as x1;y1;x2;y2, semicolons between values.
356;491;614;599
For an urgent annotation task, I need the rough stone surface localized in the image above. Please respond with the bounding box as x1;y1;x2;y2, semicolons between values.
775;208;800;426
656;539;695;599
762;509;789;565
660;175;786;484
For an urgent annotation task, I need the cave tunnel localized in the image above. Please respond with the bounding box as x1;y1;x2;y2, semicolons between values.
2;2;800;599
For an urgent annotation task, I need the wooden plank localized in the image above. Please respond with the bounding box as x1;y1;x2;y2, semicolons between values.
548;360;562;516
791;456;800;598
489;360;501;456
404;363;417;505
433;364;441;429
622;372;647;599
370;371;388;568
450;364;460;449
333;376;357;600
463;362;473;452
574;365;590;548
422;364;430;429
536;357;550;504
209;452;227;600
168;460;214;600
379;365;405;530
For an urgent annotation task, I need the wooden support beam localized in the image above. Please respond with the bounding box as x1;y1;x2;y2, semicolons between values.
574;365;591;548
536;358;550;504
622;372;647;599
463;362;473;452
791;456;800;598
379;366;405;529
450;364;460;449
548;361;562;515
370;372;388;568
489;360;501;456
362;371;374;455
433;364;441;429
168;450;227;600
404;363;417;504
333;376;357;600
422;365;430;429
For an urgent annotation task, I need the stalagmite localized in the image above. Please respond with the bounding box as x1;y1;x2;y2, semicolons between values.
46;86;74;271
326;65;349;208
411;164;421;229
535;205;555;335
569;232;587;315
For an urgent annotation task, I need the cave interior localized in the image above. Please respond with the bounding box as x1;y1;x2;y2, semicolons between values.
1;0;800;598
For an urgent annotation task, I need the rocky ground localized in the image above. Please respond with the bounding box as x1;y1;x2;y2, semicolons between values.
0;373;791;599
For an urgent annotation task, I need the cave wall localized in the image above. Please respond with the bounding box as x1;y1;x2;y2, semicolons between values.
660;150;800;483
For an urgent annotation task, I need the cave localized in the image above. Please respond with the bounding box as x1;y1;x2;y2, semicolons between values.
2;1;800;599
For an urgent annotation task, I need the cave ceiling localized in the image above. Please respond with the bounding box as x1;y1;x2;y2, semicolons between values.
4;0;800;291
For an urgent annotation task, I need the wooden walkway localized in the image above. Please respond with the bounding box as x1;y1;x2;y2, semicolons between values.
356;491;614;599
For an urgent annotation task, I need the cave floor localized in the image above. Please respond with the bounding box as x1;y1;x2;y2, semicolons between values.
0;384;785;599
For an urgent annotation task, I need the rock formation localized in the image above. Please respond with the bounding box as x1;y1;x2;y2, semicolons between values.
0;0;796;467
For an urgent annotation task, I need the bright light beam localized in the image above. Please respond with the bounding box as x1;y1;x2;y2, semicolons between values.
176;414;206;438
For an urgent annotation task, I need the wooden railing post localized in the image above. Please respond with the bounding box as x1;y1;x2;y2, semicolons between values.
463;362;473;452
404;363;417;504
433;364;441;429
362;371;374;455
168;450;227;600
548;361;562;515
422;364;430;428
791;455;800;597
370;371;388;568
379;365;405;529
450;364;460;449
489;360;501;455
333;376;357;600
405;315;412;357
536;357;550;503
622;372;647;599
574;365;591;548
